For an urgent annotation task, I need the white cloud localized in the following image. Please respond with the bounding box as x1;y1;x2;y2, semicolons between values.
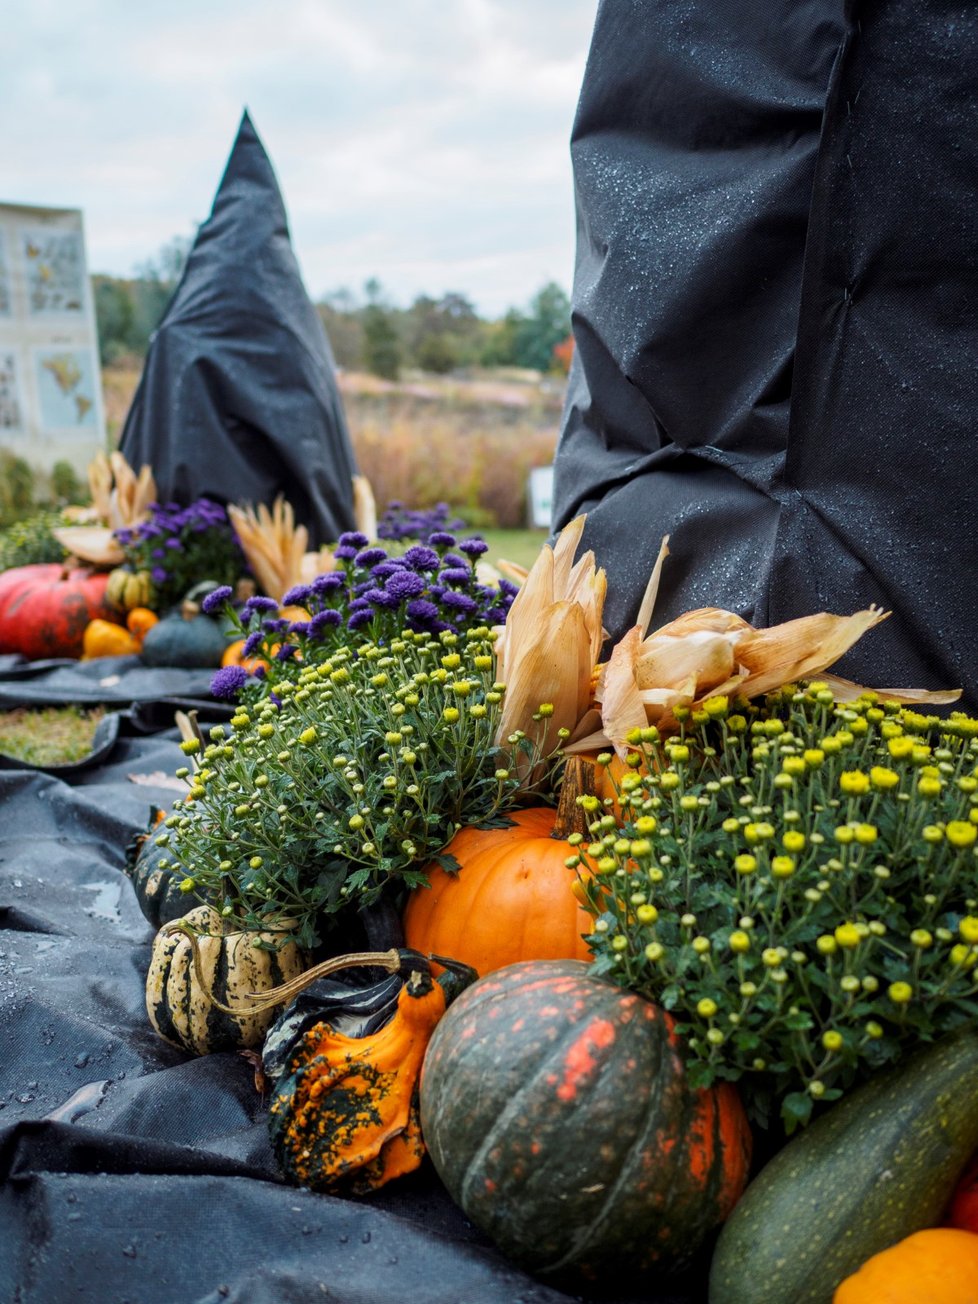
0;0;597;314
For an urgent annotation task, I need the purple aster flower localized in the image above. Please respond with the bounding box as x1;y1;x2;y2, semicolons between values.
333;544;359;561
443;552;469;569
241;596;279;620
263;618;289;633
210;665;250;700
405;599;440;624
348;597;372;613
428;532;457;548
312;572;344;595
242;631;265;658
310;609;342;634
114;528;133;547
440;567;471;585
384;570;426;601
151;566;167;585
365;587;400;609
338;531;369;550
164;501;182;513
282;584;312;607
355;547;388;568
288;620;312;635
152;548;165;560
369;560;403;581
459;537;489;557
440;590;478;614
274;643;298;661
499;579;520;598
402;545;439;572
201;585;234;614
347;609;374;631
268;689;281;707
165;538;182;550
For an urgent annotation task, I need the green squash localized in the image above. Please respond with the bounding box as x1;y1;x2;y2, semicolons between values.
709;1030;978;1304
140;597;227;668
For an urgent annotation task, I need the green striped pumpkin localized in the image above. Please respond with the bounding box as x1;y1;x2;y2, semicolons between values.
419;959;752;1288
145;905;305;1055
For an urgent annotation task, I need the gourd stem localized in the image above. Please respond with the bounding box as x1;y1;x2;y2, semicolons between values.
550;754;597;841
159;921;407;1017
244;948;409;1013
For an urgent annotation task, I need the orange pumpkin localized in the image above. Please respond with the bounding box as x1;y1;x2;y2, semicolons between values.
834;1227;978;1303
402;757;595;976
82;618;141;659
126;607;159;642
221;638;270;673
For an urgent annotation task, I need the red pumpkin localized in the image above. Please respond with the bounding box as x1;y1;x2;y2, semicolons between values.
0;563;114;659
946;1152;978;1232
420;959;752;1287
402;757;595;976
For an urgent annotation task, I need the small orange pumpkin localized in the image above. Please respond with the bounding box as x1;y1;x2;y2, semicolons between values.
402;756;595;976
221;638;270;673
834;1227;978;1303
126;606;159;642
82;618;141;659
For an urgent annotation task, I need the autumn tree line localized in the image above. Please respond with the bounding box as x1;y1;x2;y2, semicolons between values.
92;239;573;379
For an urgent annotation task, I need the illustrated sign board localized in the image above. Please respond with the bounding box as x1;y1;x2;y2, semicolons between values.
0;202;105;476
528;464;554;529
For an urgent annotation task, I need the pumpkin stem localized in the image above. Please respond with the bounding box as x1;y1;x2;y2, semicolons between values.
551;754;597;841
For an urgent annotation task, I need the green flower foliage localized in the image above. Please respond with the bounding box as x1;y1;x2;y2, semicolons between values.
155;627;532;950
570;685;978;1130
0;511;69;571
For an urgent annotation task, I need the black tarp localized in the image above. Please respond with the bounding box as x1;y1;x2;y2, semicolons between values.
553;0;978;710
118;110;357;548
0;663;701;1304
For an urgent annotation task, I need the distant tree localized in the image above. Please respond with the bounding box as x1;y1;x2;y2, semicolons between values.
513;282;571;373
552;333;575;375
317;288;365;370
405;291;480;373
362;280;402;380
477;309;522;367
92;276;138;364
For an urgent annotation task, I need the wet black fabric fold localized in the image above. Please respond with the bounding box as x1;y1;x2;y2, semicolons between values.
118;110;357;548
554;0;978;707
0;710;697;1303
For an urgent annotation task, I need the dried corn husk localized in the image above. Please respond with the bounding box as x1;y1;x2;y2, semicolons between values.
53;451;157;566
228;497;309;604
578;603;961;757
352;474;377;543
493;516;607;786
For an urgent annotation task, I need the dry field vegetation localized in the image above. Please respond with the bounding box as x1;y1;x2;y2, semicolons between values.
103;364;562;537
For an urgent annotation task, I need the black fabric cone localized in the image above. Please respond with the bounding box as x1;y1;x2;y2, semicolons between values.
119;109;357;548
553;0;978;709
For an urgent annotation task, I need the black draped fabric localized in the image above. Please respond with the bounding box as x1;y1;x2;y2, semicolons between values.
119;110;357;549
0;665;698;1304
553;0;978;708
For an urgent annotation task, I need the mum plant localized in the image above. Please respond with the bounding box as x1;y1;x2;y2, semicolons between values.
115;498;243;610
204;529;518;703
570;684;978;1129
156;626;537;949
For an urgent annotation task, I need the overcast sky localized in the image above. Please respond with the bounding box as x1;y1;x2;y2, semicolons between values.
2;0;598;316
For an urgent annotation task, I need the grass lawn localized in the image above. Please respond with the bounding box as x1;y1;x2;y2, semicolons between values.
477;527;549;573
0;706;105;766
